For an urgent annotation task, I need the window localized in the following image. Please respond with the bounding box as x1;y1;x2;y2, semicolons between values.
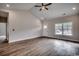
55;24;62;35
63;22;72;35
55;22;72;36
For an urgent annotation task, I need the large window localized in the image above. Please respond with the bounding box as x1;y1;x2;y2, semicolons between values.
55;22;72;36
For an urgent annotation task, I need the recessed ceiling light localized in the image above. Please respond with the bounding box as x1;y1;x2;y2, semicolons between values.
6;4;10;7
72;7;76;10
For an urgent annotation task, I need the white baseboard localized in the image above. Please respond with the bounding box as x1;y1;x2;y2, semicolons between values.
9;35;40;43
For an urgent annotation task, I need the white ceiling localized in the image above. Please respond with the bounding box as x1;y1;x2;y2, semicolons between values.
0;3;35;11
30;3;79;20
0;3;79;20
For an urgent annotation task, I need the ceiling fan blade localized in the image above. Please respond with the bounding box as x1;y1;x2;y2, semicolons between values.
45;3;52;6
45;8;48;10
40;8;42;11
35;5;41;7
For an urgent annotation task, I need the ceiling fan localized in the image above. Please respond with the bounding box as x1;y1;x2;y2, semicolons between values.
34;3;52;11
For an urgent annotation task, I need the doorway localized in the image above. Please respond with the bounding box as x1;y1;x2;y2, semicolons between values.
0;11;8;43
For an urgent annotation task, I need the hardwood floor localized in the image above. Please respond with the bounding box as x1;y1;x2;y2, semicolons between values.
0;38;79;56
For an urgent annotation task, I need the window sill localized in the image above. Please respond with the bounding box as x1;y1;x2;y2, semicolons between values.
54;34;72;37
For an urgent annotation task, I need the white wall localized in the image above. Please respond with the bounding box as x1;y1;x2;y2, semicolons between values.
6;10;42;43
43;15;79;42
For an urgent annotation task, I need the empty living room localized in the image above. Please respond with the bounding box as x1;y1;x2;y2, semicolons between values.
0;3;79;56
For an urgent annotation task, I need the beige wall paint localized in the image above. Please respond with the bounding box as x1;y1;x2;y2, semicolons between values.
43;15;79;42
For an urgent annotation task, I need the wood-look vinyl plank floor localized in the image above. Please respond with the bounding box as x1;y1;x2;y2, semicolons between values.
0;38;79;56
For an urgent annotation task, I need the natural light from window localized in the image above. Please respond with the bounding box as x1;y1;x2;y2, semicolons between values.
55;22;72;36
